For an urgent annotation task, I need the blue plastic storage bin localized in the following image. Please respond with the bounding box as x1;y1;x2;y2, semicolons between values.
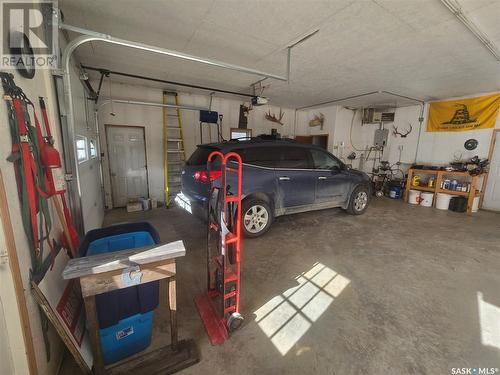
78;222;160;364
100;311;154;365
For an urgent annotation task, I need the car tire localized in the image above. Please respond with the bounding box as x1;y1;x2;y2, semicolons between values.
346;185;370;215
241;198;273;237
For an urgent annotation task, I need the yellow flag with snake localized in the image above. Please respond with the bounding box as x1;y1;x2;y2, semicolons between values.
427;93;500;132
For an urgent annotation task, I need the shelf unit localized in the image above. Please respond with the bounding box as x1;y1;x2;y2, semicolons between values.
404;168;484;214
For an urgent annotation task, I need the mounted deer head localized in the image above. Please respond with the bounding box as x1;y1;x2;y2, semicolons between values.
309;113;325;130
393;123;413;138
265;108;284;126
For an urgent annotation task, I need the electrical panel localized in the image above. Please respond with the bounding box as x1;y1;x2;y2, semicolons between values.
374;128;389;147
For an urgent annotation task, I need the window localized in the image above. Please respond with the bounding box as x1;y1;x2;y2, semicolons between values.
241;146;282;168
240;146;312;169
186;146;218;166
76;136;88;163
230;128;252;141
310;149;342;170
89;139;97;158
278;147;311;169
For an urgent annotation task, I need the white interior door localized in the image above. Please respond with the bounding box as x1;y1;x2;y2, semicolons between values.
483;131;500;211
107;126;148;207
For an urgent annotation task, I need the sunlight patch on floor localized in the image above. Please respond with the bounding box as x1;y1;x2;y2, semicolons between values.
477;291;500;350
254;262;350;355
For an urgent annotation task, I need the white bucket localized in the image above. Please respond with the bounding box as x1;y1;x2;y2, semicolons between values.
408;190;421;205
472;196;480;212
420;192;434;207
151;198;158;209
436;193;453;210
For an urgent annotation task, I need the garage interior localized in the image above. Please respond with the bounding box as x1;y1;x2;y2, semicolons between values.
0;1;499;375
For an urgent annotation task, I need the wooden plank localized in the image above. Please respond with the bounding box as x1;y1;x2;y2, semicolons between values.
83;295;105;375
409;186;435;193
439;170;472;177
168;277;178;350
467;175;478;214
63;240;185;280
0;170;38;375
52;194;76;257
404;168;413;202
106;340;199;375
79;260;176;297
480;129;499;208
411;169;439;175
433;171;443;208
31;282;92;375
436;189;469;197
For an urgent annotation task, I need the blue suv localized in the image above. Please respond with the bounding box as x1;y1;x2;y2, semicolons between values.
181;138;372;237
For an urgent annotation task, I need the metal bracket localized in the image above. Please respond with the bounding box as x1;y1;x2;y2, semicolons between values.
64;174;74;181
51;69;64;77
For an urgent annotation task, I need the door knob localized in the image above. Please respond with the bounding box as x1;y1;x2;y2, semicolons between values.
278;176;290;181
318;176;327;180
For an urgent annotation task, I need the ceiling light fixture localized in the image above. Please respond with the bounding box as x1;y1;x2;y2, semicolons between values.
440;0;500;61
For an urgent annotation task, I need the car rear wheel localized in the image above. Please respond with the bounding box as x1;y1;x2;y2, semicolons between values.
346;185;370;215
242;199;273;237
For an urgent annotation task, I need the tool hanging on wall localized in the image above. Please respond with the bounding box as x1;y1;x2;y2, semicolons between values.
1;72;53;268
1;72;60;360
195;151;243;344
39;97;79;255
163;91;186;207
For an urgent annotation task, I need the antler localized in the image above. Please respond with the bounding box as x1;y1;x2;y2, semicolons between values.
265;108;285;126
393;123;413;138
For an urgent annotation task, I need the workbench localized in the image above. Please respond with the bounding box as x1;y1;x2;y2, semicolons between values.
62;240;199;375
404;168;484;214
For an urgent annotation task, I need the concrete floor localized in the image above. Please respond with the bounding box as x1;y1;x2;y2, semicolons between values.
61;198;500;375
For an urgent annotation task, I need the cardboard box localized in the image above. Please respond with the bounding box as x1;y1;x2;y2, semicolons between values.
126;202;143;212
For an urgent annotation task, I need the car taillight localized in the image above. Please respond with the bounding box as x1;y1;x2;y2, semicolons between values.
194;170;222;183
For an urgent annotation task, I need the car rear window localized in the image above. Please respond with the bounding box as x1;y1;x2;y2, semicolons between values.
186;146;218;165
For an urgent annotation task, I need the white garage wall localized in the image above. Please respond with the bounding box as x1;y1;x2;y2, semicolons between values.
95;81;296;208
296;92;499;175
295;104;423;174
95;80;499;209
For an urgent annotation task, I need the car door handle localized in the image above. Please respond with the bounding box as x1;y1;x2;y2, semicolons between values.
318;176;327;180
278;176;290;181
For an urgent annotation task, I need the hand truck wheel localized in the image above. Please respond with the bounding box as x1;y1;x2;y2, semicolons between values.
227;312;244;332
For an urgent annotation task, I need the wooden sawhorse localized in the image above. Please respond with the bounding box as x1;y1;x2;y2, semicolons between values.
63;240;199;374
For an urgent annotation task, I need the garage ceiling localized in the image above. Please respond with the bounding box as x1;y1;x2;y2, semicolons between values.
60;0;500;108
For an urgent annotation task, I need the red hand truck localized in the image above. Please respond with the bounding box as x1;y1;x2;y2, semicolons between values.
194;151;243;345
